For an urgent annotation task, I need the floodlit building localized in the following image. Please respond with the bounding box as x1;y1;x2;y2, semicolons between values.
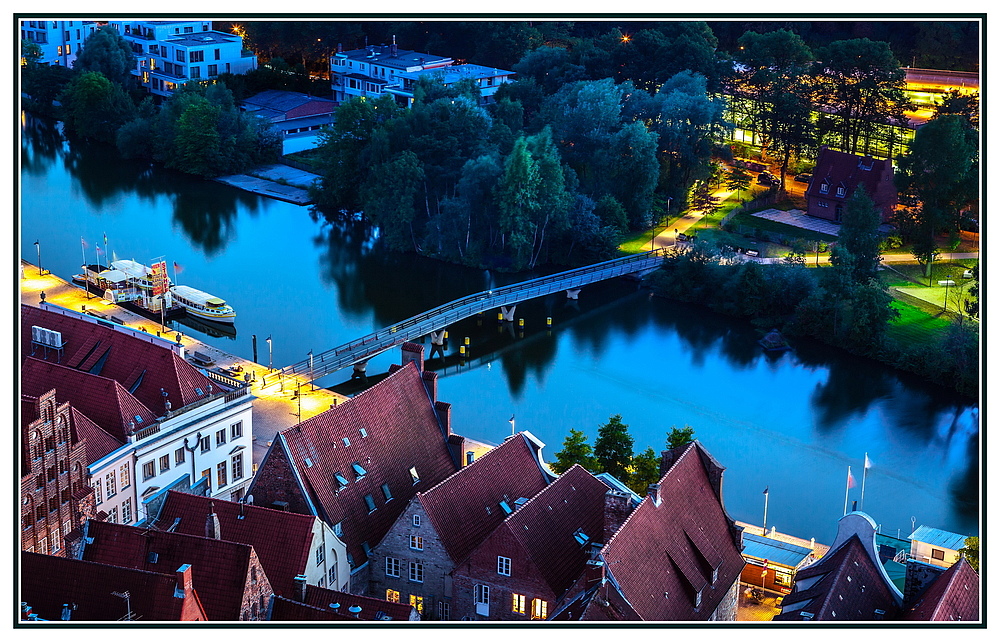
19;19;99;67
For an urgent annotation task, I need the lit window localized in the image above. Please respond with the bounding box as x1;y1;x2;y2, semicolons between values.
409;595;423;613
217;461;227;488
531;598;548;620
410;535;424;551
386;557;401;577
409;466;420;484
819;183;829;194
498;556;511;576
512;593;526;613
409;562;424;583
386;589;400;603
836;186;846;197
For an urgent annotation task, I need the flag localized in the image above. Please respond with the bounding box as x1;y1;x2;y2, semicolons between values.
173;261;183;274
509;414;515;423
95;245;104;254
81;237;88;248
865;453;873;470
103;232;108;245
847;467;857;489
763;486;769;495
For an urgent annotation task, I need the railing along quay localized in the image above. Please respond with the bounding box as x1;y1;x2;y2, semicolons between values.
277;250;665;381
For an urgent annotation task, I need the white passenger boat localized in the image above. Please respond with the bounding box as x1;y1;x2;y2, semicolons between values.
169;285;237;323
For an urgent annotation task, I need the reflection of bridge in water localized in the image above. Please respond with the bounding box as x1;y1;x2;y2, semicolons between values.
274;250;665;384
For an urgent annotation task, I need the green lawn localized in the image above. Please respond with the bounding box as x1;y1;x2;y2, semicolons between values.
886;300;953;346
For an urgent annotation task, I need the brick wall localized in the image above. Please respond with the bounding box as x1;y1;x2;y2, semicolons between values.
708;576;740;621
247;440;312;516
240;549;275;621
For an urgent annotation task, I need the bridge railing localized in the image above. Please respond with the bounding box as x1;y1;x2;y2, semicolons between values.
277;249;664;380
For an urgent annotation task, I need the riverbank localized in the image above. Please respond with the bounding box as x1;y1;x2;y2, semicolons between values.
214;163;320;205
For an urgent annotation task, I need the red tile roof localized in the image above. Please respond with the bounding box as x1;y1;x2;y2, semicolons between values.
268;595;356;621
271;362;460;567
419;432;553;564
806;147;895;207
21;357;157;441
21;551;207;622
905;556;980;621
22;304;214;412
70;405;126;464
598;441;746;621
295;584;418;621
154;491;316;598
773;535;900;621
82;520;266;621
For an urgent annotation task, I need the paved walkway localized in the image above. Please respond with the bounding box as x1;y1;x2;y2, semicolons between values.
214;163;320;205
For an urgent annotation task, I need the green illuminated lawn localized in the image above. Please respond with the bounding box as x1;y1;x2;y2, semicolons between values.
886;300;952;345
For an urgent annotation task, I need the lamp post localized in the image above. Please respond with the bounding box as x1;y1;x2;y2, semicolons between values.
266;335;273;371
34;240;41;275
944;275;952;313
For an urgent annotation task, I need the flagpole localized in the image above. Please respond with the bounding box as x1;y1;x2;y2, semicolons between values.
81;238;91;299
844;466;852;516
762;487;769;537
861;453;868;512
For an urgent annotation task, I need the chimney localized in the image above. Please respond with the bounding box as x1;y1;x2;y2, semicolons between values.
401;342;424;372
422;370;437;402
348;605;362;618
205;502;221;540
293;574;307;602
175;564;193;598
603;490;632;542
337;42;343;53
435;401;451;436
647;483;661;507
61;604;72;621
391;35;397;57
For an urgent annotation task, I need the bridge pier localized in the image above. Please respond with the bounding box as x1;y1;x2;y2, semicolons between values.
351;360;369;382
566;289;581;300
500;305;517;322
429;330;446;358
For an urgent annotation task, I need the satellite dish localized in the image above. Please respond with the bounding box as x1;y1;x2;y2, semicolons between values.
245;494;254;505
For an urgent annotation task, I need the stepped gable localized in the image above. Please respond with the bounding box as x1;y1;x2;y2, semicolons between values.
599;441;746;621
21;304;213;411
82;520;264;621
295;584;417;621
904;556;979;621
21;551;207;622
279;361;460;567
21;357;156;441
773;534;899;621
497;465;613;598
154;491;315;599
419;432;554;564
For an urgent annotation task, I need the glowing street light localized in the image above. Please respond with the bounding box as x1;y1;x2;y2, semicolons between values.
34;240;41;275
266;334;273;371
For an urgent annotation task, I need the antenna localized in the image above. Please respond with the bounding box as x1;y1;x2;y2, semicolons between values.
111;591;135;621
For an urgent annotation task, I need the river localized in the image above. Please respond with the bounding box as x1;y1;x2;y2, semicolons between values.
19;113;979;546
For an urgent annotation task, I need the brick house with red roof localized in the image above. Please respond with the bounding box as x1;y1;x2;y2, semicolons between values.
553;441;746;621
903;556;979;622
805;146;897;223
269;579;420;621
79;519;273;621
248;358;463;590
451;465;631;621
21;304;254;526
369;431;555;619
774;512;903;621
20;551;208;622
20;389;97;557
152;490;350;594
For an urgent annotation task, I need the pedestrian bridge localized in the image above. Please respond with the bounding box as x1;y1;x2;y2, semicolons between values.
273;249;665;383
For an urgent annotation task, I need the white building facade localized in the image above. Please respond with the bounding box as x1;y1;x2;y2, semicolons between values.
20;19;99;67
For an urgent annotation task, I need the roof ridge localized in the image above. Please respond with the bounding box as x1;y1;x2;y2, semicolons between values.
419;433;526;498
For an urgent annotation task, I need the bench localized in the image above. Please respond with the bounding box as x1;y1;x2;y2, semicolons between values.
745;249;760;257
190;351;215;366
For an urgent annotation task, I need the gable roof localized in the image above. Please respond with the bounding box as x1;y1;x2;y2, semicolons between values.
22;304;215;411
773;534;900;621
293;584;417;621
418;432;554;564
598;441;746;620
21;357;157;441
153;491;317;599
806;147;894;204
21;551;207;622
909;525;969;551
904;556;980;621
273;361;460;567
82;520;265;621
70;405;127;464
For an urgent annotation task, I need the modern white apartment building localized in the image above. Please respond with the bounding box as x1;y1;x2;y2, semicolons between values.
20;19;99;67
107;20;257;96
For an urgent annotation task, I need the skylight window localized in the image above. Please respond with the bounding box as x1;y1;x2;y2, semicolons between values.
352;462;367;478
334;472;349;488
134;415;144;423
195;387;203;396
360;427;368;438
342;437;351;447
364;494;376;512
409;466;420;484
573;529;590;546
499;500;513;515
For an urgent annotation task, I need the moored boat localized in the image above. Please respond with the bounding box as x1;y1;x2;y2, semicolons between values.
169;284;237;324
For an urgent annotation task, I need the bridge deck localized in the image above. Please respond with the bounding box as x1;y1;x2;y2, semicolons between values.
277;250;664;381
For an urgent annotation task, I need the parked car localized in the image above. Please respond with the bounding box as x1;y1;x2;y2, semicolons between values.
794;173;812;183
757;171;780;186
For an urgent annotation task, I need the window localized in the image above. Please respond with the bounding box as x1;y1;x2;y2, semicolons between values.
231;421;243;440
364;494;376;513
108;507;119;524
200;436;211;453
232;453;244;481
120;464;130;489
931;548;946;561
142;461;155;481
386;589;400;603
328;565;337;586
190;49;203;62
176;49;185;62
439;602;450;620
474;584;489;605
409;562;424;583
409;466;420;484
836;186;846;197
159;454;170;474
381;483;393;501
352;462;367;478
818;201;830;208
122;498;133;524
531;598;548;620
51;526;62;553
819;183;829;194
94;478;103;503
175;447;186;465
191;66;201;79
410;535;424;551
38;538;48;555
512;593;526;614
217;461;227;488
316;546;325;565
208;64;218;77
385;557;401;577
412;514;421;527
214;48;221;60
334;472;349;489
201;469;211;491
216;429;226;446
409;595;423;614
498;556;511;576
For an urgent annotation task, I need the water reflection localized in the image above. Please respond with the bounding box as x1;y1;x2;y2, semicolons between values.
20;112;64;176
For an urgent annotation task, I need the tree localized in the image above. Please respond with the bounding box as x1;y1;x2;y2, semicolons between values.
21;39;43;66
594;414;634;482
551;429;598;475
964;265;978;319
831;185;883;284
725;166;752;200
627;447;662;495
60;71;137;143
689;180;721;216
666;425;695;450
73;25;136;88
361;151;425;252
959;535;979;572
171;96;222;177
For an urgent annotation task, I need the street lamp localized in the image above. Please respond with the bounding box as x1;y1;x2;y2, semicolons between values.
34;240;41;275
944;275;952;313
266;335;273;371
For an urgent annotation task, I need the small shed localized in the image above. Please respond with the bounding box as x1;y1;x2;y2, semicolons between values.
740;532;818;594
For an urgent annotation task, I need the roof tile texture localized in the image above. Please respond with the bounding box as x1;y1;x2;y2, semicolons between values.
905;556;979;621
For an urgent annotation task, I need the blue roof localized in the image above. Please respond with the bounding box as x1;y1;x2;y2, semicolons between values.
741;533;814;568
910;525;969;550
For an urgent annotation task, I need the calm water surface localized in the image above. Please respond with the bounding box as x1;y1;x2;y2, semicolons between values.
19;114;979;545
